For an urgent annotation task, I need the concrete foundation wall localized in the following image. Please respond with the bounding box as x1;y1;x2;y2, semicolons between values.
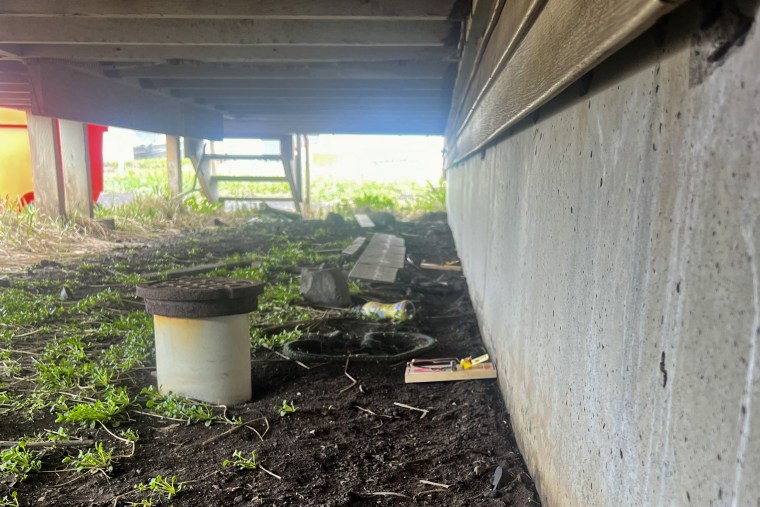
447;5;760;506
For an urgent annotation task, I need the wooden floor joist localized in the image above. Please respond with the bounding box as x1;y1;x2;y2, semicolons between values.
446;0;685;164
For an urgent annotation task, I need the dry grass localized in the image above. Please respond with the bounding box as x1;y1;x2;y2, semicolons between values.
0;195;255;272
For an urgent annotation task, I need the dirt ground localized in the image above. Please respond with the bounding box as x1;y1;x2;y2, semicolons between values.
0;214;540;506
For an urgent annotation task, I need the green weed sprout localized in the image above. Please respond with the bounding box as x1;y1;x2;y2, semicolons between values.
56;386;130;428
136;475;184;500
62;442;114;474
0;491;19;507
0;442;42;482
223;450;258;470
222;450;281;480
277;400;296;417
141;386;217;426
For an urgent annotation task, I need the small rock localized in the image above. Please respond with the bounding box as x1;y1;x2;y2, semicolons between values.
233;495;244;503
0;278;10;288
369;211;396;227
325;213;345;226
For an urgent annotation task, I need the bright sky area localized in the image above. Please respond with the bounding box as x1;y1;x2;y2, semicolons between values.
103;128;445;184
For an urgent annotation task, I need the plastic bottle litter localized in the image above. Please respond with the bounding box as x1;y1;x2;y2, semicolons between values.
356;300;414;321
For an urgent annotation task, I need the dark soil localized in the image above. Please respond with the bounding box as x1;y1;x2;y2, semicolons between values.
1;214;540;506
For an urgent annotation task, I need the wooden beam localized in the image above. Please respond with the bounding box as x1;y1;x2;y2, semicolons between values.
26;114;65;218
224;115;446;137
445;0;505;134
0;0;461;20
216;104;446;115
5;44;456;63
166;135;182;195
0;93;31;101
0;18;454;46
26;60;223;139
110;61;452;80
147;78;446;90
171;88;446;100
447;0;685;164
199;97;447;108
0;47;19;59
58;119;93;218
0;84;29;92
448;0;545;136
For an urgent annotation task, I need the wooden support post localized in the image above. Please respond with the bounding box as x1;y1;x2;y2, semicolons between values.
26;113;65;218
295;134;303;205
304;135;311;212
279;135;301;214
166;134;182;195
58;119;93;218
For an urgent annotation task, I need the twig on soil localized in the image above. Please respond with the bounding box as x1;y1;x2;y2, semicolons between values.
201;417;266;446
245;417;269;441
132;409;190;423
338;356;357;393
370;491;408;498
10;329;43;338
98;421;135;458
416;488;449;496
258;464;282;480
272;350;310;370
419;479;450;489
354;405;393;419
393;402;429;419
0;347;39;356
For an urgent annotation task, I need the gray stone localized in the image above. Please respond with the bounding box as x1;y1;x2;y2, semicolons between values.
299;267;352;307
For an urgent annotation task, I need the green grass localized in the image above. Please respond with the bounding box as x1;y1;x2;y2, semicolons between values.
102;158;446;217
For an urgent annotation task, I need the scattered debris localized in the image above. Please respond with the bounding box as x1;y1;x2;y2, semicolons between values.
341;236;366;257
354;213;375;228
349;233;405;282
356;299;414;321
299;267;352;307
392;402;429;419
370;491;408;498
419;479;450;489
420;261;462;272
489;465;504;497
260;203;301;221
339;356;358;394
368;211;396;228
60;286;73;301
324;213;345;226
354;405;394;419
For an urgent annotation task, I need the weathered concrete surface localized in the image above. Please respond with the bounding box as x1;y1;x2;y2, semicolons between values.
447;4;760;506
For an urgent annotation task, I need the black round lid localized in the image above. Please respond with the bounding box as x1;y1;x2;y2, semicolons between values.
136;278;264;318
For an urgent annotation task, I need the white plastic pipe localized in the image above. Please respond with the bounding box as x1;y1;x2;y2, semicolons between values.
153;313;251;405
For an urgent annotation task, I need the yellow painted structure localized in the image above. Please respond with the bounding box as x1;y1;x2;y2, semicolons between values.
0;108;33;206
